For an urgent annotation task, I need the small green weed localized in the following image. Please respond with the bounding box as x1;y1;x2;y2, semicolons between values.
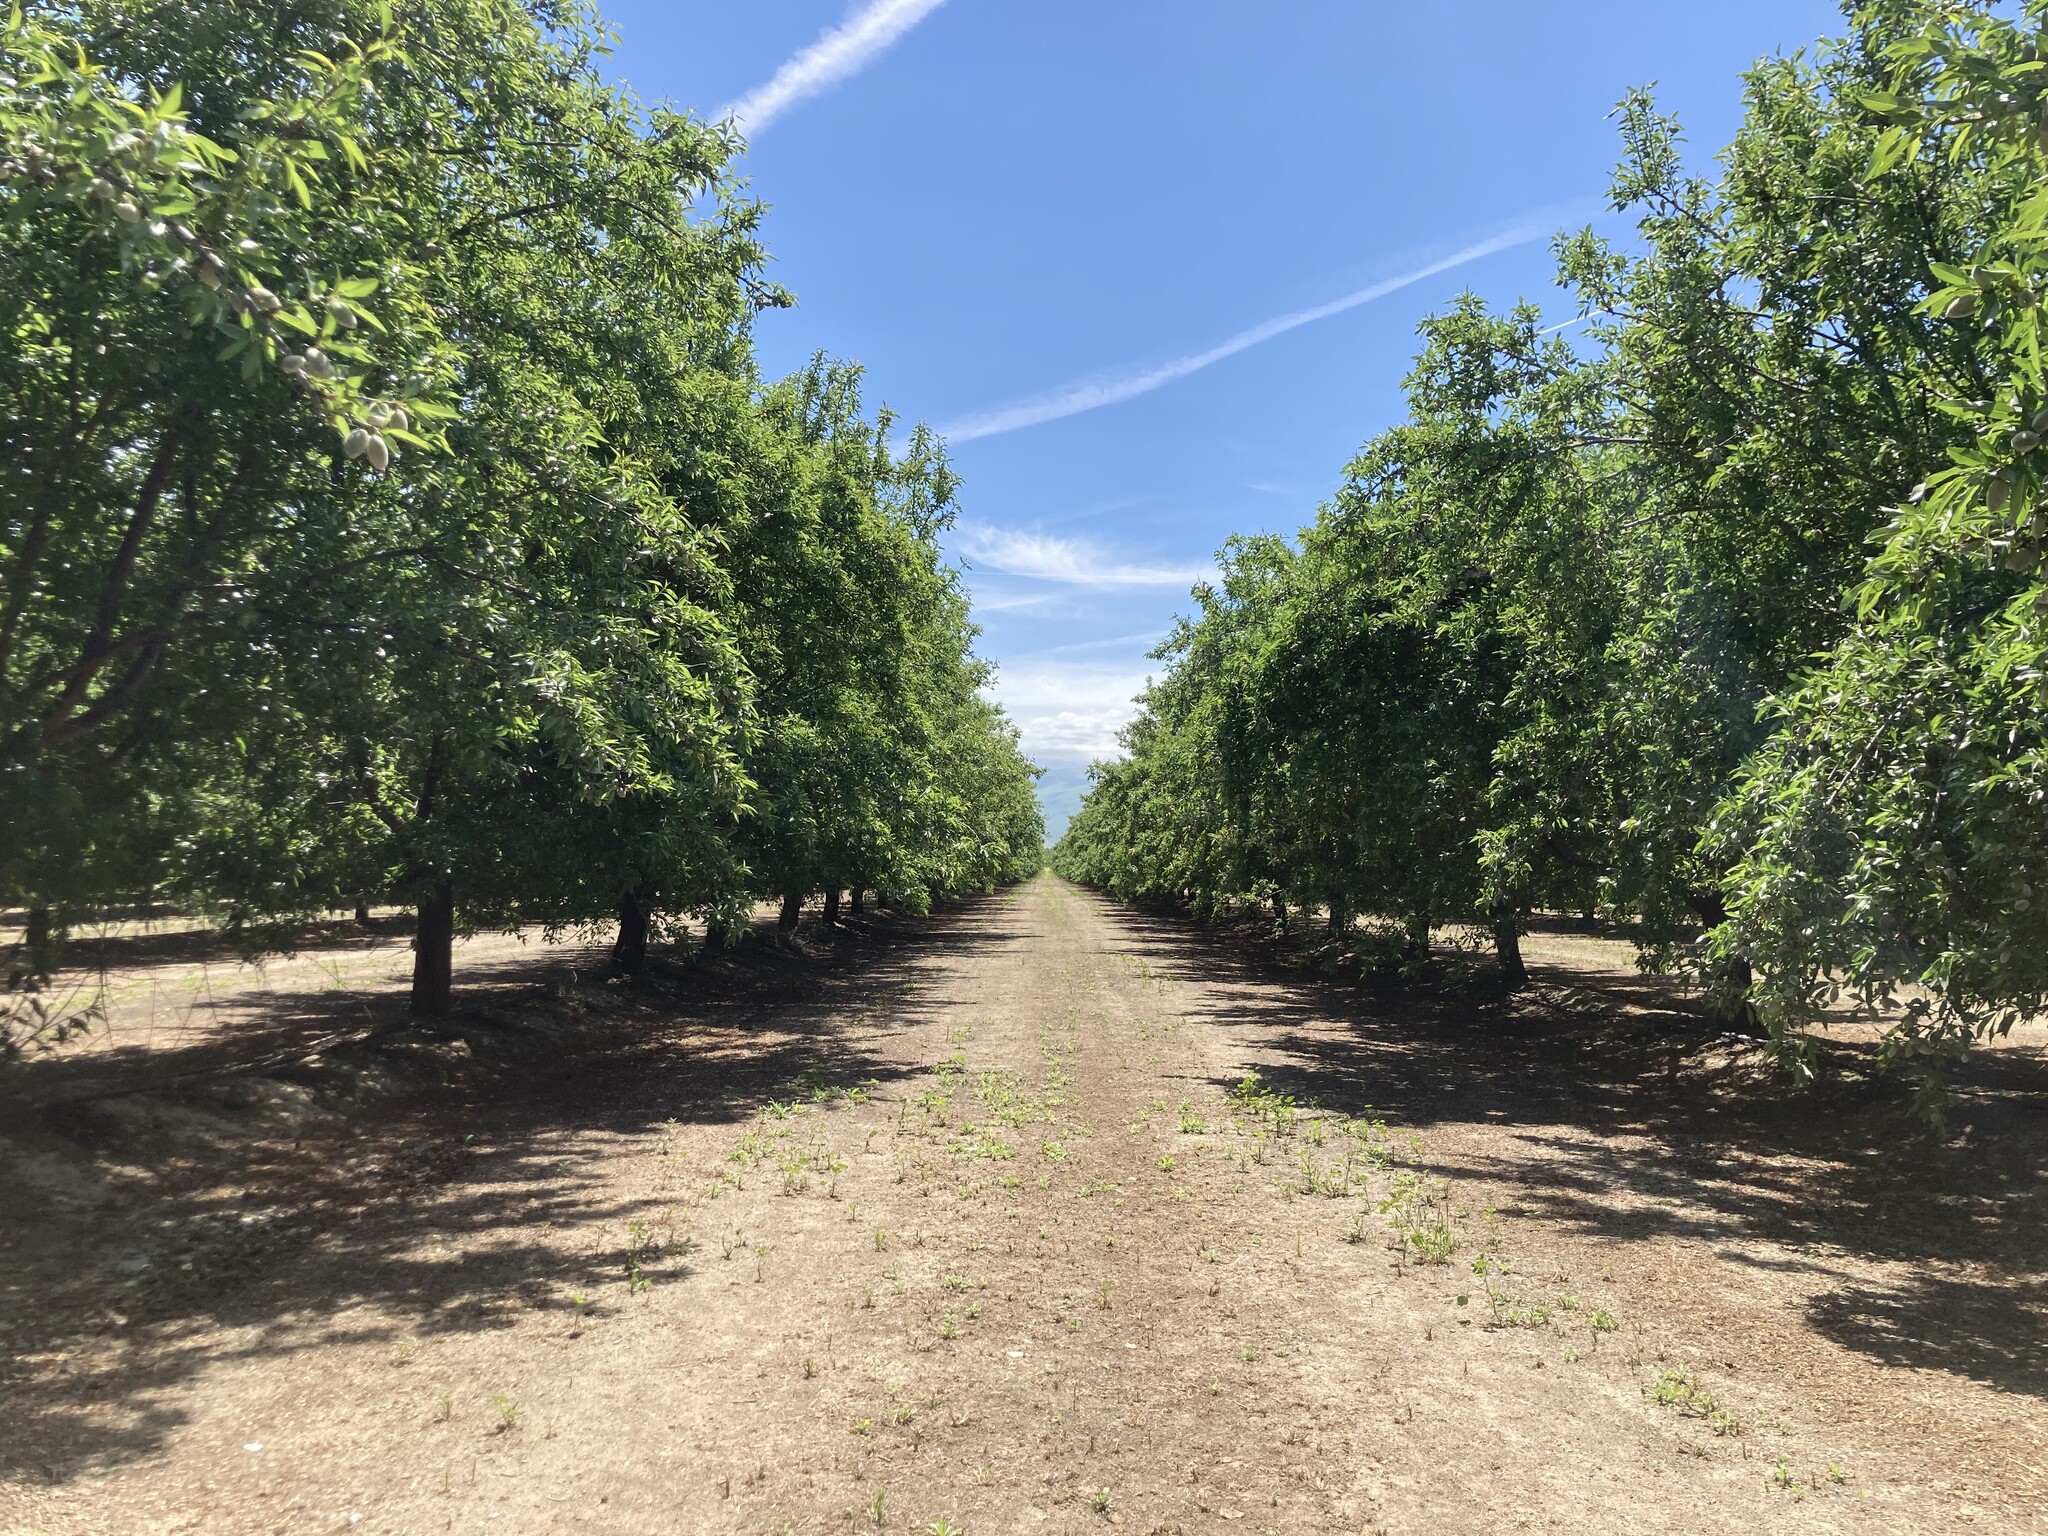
1379;1172;1455;1263
1648;1366;1742;1436
1229;1073;1296;1134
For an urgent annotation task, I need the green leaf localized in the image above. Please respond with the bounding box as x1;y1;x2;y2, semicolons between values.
1867;126;1913;179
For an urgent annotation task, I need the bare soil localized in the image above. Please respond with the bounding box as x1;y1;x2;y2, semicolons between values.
1;874;2043;1535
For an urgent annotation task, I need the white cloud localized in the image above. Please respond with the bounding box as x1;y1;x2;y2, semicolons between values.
986;660;1152;761
957;522;1210;590
936;221;1555;443
720;0;951;136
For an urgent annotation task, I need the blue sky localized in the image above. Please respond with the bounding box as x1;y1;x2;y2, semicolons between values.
598;0;1844;838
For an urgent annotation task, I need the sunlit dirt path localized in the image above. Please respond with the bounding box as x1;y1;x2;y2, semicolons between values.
3;874;2042;1535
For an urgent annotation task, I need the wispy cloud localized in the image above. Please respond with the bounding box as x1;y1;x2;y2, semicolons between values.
1022;631;1167;658
968;589;1057;613
986;660;1153;760
957;523;1211;590
936;221;1556;443
720;0;950;136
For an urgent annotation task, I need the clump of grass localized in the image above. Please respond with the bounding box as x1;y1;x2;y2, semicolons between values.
1379;1171;1455;1263
810;1079;873;1106
946;1128;1017;1161
1229;1073;1296;1135
1296;1148;1350;1197
1483;1287;1553;1329
490;1393;519;1432
624;1221;658;1291
1647;1366;1742;1436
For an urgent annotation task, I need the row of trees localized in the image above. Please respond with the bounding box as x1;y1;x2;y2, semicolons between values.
2;0;1042;1025
1055;0;2048;1108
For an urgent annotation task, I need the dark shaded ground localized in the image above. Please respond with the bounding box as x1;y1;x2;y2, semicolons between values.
0;905;998;1487
1;883;2041;1532
1102;901;2048;1407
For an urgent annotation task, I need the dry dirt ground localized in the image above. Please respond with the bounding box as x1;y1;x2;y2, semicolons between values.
2;874;2044;1535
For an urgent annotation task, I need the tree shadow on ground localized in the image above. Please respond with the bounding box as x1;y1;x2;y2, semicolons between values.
1089;894;2048;1407
0;894;1031;1486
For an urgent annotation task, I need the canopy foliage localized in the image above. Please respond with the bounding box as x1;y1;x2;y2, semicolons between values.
2;0;1041;1031
1054;0;2048;1115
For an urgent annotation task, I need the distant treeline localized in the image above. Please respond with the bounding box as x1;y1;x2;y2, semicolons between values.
0;0;1042;1027
1054;1;2048;1110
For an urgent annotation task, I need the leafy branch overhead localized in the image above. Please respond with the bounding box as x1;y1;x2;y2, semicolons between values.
1;6;445;462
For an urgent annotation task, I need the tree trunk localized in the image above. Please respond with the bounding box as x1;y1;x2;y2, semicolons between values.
1272;895;1287;926
822;888;842;926
850;887;866;915
612;890;649;975
1712;954;1764;1033
1693;892;1762;1032
354;895;371;926
778;892;803;934
22;904;53;979
1403;914;1431;963
1490;901;1527;990
410;880;455;1017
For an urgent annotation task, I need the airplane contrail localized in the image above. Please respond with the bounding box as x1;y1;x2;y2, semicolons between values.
721;0;951;136
937;221;1556;443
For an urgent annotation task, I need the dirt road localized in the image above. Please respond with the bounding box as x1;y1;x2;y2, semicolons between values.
3;875;2042;1534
